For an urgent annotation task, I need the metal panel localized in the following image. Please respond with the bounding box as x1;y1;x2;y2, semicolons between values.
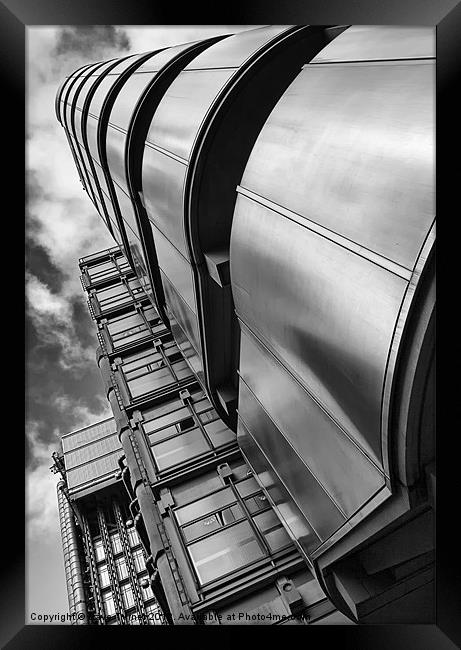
310;26;435;63
62;418;116;452
141;25;329;431
142;147;188;256
239;60;434;270
237;420;321;556
135;41;206;73
238;331;385;522
106;124;129;189
183;26;293;70
73;60;116;110
87;74;119;118
145;69;234;160
108;72;157;131
231;196;407;464
152;224;196;312
230;26;435;563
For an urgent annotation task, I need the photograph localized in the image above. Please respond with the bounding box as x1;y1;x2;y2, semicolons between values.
13;7;454;647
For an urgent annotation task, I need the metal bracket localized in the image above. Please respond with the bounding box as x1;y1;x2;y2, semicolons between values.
179;389;191;404
276;577;305;616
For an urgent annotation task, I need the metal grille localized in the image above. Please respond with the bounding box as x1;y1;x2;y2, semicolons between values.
97;508;126;624
81;515;104;624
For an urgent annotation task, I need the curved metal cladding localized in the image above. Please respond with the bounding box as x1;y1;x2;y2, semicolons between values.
57;63;99;200
141;25;345;430
62;60;124;241
84;52;161;294
100;38;224;323
65;57;133;244
62;61;119;234
230;24;435;571
75;56;144;248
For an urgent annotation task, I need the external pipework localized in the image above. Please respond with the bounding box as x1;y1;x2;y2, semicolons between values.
57;480;88;624
107;382;192;625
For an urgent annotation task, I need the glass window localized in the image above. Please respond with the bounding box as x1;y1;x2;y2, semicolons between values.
253;510;292;553
128;366;175;398
115;557;128;580
111;318;144;336
110;533;122;555
98;563;110;588
148;424;179;444
187;520;264;585
182;504;244;543
133;549;145;573
244;492;269;514
182;514;221;542
143;406;190;434
94;539;105;562
87;260;115;277
204;419;235;448
171;471;222;508
121;583;135;609
199;409;217;424
127;526;140;548
102;591;116;617
151;429;209;471
175;487;236;526
122;347;158;370
235;477;261;498
171;461;295;589
113;328;147;349
172;359;193;381
97;283;126;300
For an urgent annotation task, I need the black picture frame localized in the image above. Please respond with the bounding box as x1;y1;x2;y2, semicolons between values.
9;0;460;647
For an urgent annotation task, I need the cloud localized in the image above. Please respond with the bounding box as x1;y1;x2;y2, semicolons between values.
53;394;112;431
122;25;255;54
26;389;112;539
25;24;256;618
54;26;130;59
26;420;60;538
26;273;95;372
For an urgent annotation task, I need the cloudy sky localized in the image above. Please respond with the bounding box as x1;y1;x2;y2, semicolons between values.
26;24;254;623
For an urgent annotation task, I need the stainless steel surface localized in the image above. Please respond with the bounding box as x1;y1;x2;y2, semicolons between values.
182;26;292;70
230;26;435;554
141;26;326;429
117;41;221;325
151;223;196;311
237;422;321;558
134;41;206;73
142;146;188;256
238;329;385;523
56;26;435;616
146;69;236;160
240;60;434;271
66;63;110;216
310;26;435;63
231;194;408;465
77;55;152;275
160;269;201;356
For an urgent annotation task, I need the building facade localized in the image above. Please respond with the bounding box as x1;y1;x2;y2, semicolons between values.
53;246;342;625
55;25;435;624
54;416;164;625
